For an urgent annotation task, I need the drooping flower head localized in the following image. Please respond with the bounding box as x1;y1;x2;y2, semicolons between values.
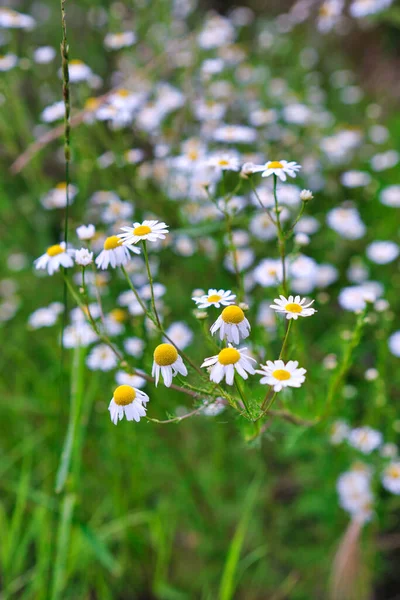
210;305;251;344
34;242;75;275
95;235;140;270
152;343;187;387
108;384;149;424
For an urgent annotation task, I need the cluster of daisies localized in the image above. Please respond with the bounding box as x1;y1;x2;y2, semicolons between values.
33;220;169;275
331;421;400;523
109;288;316;425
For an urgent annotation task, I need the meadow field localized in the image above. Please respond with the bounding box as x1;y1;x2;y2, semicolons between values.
1;0;400;598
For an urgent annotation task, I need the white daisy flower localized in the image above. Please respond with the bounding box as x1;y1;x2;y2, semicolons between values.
256;360;306;392
201;346;256;385
75;248;93;266
260;160;302;181
207;152;240;173
270;295;316;320
348;426;382;454
382;462;400;495
34;242;74;275
108;384;148;425
118;220;169;246
152;343;188;387
86;344;118;371
95;235;140;270
193;288;236;309
76;224;95;240
210;305;251;344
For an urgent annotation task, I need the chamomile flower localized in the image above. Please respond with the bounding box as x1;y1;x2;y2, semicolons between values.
152;343;188;387
76;224;95;240
95;235;140;270
210;305;250;344
256;360;307;392
119;220;169;246
270;295;316;320
382;462;400;495
192;289;236;309
34;242;74;275
75;248;93;266
207;152;240;173
108;385;148;425
201;346;256;385
348;426;382;454
259;160;302;181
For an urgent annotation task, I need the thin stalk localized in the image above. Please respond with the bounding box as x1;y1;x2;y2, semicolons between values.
142;240;162;328
323;307;368;419
235;375;252;419
249;177;276;225
120;265;149;319
279;319;293;359
284;202;306;240
60;0;71;391
272;174;287;295
55;344;86;493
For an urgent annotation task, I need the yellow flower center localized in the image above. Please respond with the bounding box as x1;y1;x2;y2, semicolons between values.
113;385;136;406
116;88;130;97
154;343;178;366
268;161;284;169
46;244;64;257
387;466;400;479
70;59;84;65
221;305;244;324
133;225;152;236
103;236;122;250
218;159;229;166
272;369;291;381
56;182;67;190
218;348;240;365
285;303;303;314
207;294;222;303
110;308;126;322
188;150;199;161
85;97;100;111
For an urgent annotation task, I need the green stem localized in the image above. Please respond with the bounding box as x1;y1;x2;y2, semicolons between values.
284;202;306;240
279;319;293;360
120;265;150;319
235;375;252;419
249;177;276;225
323;307;368;419
55;344;86;493
142;240;162;328
272;174;287;295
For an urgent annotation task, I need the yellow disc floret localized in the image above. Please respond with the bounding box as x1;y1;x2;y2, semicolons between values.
113;385;136;406
110;308;126;322
268;161;284;169
272;369;291;381
104;236;122;250
133;225;152;236
207;294;222;303
154;343;178;366
56;182;67;190
221;305;245;324
285;303;303;314
386;465;400;479
46;244;64;257
218;348;240;365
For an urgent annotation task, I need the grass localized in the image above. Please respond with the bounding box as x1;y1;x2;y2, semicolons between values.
1;0;400;598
